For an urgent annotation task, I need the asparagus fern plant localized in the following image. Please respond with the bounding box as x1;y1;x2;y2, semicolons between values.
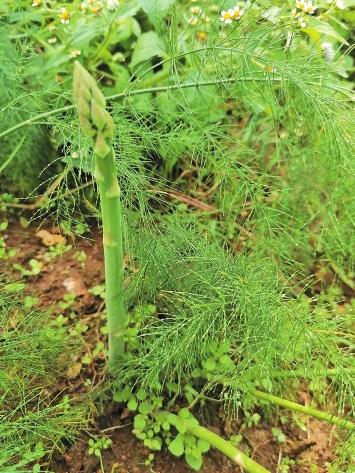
72;64;353;473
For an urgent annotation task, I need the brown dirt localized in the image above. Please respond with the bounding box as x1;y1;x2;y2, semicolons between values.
1;218;339;473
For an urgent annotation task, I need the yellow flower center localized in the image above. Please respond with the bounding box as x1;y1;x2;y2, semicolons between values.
223;11;232;20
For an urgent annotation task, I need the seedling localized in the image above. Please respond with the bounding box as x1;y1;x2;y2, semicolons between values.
87;436;112;457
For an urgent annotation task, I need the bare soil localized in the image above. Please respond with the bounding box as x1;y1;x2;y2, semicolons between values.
2;220;338;473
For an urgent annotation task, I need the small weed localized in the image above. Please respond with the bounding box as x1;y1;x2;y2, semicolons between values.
272;427;287;444
87;436;112;458
13;258;42;276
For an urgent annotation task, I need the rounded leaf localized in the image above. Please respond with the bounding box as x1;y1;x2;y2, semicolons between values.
168;435;185;457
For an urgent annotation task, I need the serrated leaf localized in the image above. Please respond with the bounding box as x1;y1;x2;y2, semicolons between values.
168;434;185;457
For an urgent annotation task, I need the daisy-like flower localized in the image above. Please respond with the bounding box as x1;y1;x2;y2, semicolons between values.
106;0;119;10
189;16;198;26
232;5;244;20
220;9;234;24
295;1;317;14
59;8;70;24
32;0;41;6
220;5;244;24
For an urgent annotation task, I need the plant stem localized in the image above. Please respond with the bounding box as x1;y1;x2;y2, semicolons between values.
73;61;127;370
261;367;355;380
95;148;126;368
250;389;354;431
0;77;279;141
166;412;270;473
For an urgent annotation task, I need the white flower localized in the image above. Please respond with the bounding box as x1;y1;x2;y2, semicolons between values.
295;1;317;14
220;5;244;24
220;9;234;24
189;16;198;26
59;8;70;24
106;0;119;10
232;5;244;20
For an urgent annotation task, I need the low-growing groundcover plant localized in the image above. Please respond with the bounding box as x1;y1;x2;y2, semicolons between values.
1;0;354;471
0;281;89;472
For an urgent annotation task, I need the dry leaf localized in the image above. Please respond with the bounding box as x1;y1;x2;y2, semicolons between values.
36;230;67;246
36;229;66;247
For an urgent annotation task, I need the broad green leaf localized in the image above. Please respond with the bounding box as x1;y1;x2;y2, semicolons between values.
130;31;164;70
168;434;185;457
304;18;349;44
138;0;176;26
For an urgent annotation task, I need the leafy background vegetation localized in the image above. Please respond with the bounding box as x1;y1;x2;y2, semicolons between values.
0;0;354;471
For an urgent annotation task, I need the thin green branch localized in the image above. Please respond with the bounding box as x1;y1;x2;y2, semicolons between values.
165;411;270;473
250;389;354;431
0;77;280;141
0;136;25;173
268;367;355;379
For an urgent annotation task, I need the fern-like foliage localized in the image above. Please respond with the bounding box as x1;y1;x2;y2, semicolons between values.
117;217;354;417
0;282;89;470
0;26;53;195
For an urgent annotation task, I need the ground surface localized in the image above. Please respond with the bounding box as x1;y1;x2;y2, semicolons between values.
2;220;338;473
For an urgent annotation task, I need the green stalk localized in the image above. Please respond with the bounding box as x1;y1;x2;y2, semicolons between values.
95;148;125;366
0;77;280;141
250;389;354;431
166;412;270;473
73;61;126;369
